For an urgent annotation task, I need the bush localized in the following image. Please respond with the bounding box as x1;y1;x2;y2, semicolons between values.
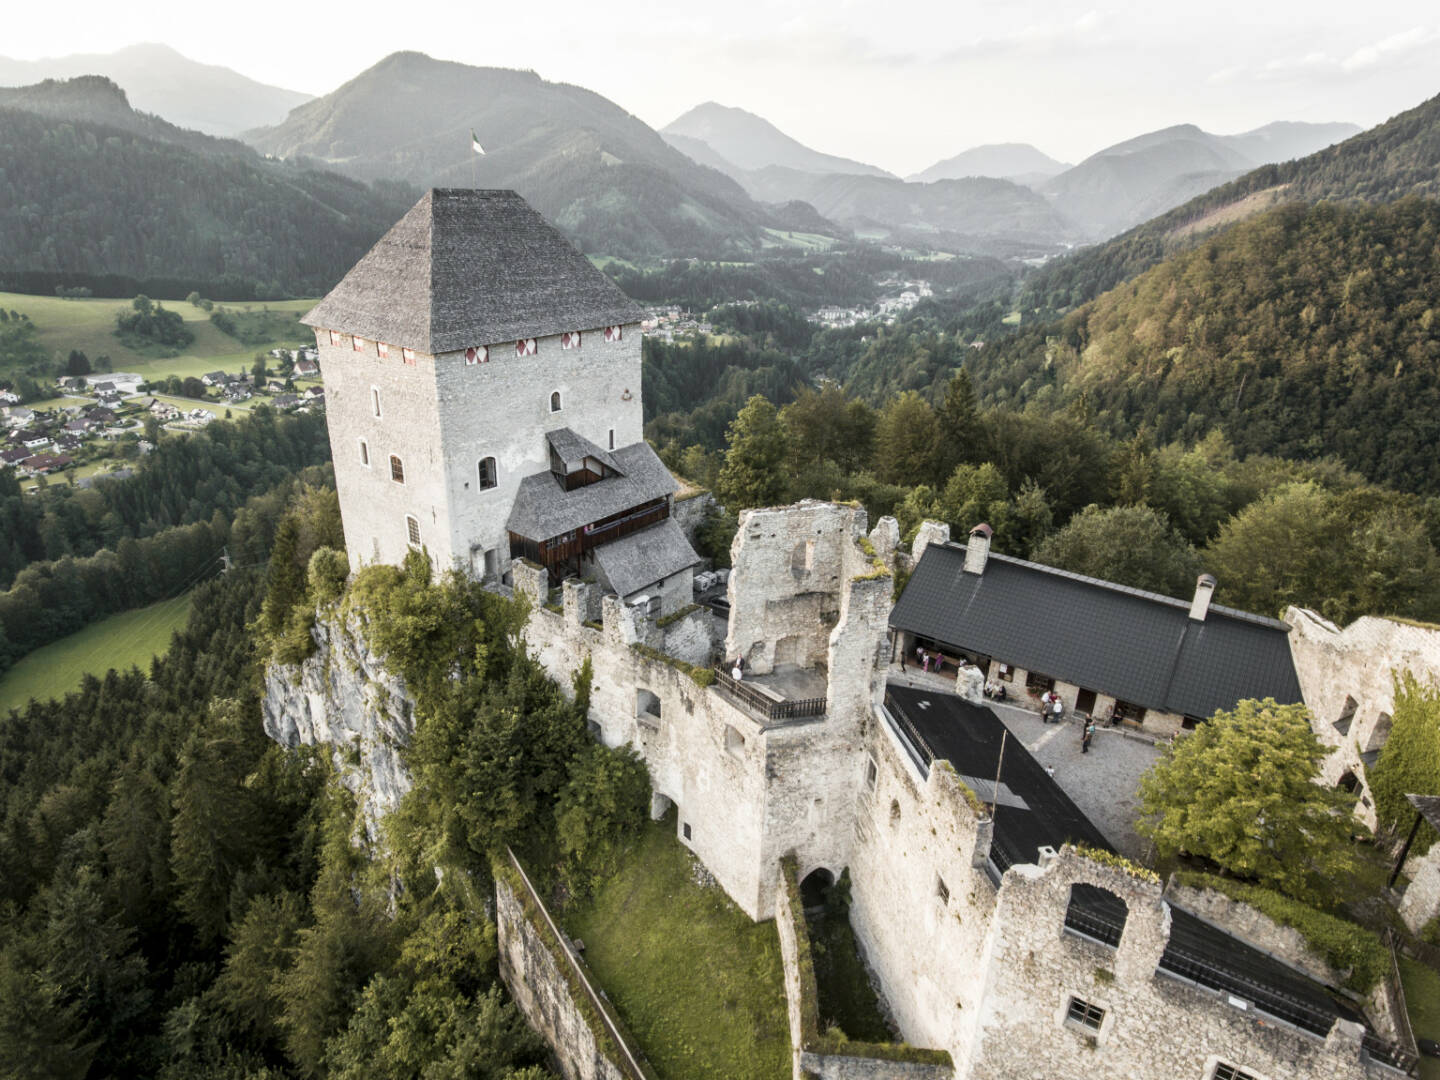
307;547;349;605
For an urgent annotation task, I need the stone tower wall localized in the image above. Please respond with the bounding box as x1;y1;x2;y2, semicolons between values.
317;322;642;578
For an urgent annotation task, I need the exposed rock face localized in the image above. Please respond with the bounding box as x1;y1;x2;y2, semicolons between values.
262;615;415;840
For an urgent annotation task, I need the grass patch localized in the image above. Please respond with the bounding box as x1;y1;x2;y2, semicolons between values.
1399;956;1440;1080
0;291;315;384
809;903;891;1041
562;819;789;1080
0;593;193;711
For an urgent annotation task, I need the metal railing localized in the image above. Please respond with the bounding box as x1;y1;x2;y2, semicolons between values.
713;667;825;722
881;689;935;774
1156;946;1416;1073
1064;906;1124;948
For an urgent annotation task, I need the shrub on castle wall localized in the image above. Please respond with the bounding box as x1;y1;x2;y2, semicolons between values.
1069;844;1161;885
630;642;715;687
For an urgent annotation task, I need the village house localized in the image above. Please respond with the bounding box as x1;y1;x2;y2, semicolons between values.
294;356;319;377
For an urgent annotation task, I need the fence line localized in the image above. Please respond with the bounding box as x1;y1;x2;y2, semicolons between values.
713;667;825;722
504;848;653;1080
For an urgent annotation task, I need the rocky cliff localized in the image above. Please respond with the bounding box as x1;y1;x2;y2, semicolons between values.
262;615;415;840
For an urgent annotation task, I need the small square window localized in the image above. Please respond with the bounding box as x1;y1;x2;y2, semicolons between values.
682;822;692;841
377;341;390;359
1066;997;1104;1032
997;664;1013;683
1213;1065;1260;1080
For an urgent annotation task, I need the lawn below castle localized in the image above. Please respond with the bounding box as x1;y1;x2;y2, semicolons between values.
561;818;790;1080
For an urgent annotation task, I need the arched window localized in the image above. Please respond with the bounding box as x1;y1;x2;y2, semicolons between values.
549;391;562;413
371;386;382;417
405;515;421;547
1064;883;1129;948
478;456;497;490
389;455;404;484
358;439;369;466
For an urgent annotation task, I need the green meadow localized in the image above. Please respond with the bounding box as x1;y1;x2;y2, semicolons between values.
0;593;194;712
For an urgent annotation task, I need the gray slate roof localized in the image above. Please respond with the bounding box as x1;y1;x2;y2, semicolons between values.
593;519;699;598
547;427;617;474
890;542;1301;720
506;440;676;541
302;189;644;354
1407;794;1440;833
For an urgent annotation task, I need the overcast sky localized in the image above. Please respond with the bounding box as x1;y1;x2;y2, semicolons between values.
6;0;1440;174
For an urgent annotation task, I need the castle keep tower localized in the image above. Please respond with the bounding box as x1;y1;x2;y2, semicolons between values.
304;189;696;603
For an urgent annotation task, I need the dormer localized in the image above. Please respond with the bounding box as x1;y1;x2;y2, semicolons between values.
547;428;622;492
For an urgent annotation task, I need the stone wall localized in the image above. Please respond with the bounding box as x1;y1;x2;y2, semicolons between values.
968;849;1380;1080
495;860;647;1080
1287;605;1440;830
1400;844;1440;935
261;612;412;840
1164;884;1340;987
671;489;717;543
317;321;643;579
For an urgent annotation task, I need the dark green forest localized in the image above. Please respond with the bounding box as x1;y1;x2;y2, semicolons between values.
967;199;1440;493
0;106;416;298
0;486;648;1079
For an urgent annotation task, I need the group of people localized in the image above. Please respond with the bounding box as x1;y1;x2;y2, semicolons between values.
1040;689;1066;723
912;646;945;674
982;678;1008;702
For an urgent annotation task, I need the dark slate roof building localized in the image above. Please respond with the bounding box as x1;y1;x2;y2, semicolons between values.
592;519;700;599
507;434;677;542
302;189;645;353
891;529;1301;721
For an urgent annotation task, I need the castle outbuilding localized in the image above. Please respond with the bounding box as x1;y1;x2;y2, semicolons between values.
303;188;697;606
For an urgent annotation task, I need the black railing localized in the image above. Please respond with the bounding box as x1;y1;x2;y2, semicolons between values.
1157;947;1415;1071
882;689;935;774
713;667;825;722
1064;886;1126;948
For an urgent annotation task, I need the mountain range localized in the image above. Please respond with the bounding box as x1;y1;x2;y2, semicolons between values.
0;76;415;296
663;103;892;178
0;43;310;137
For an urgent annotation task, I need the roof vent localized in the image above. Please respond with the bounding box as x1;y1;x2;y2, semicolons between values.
964;523;993;575
1189;574;1217;622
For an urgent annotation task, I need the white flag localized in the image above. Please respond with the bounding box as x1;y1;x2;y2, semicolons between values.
471;130;485;155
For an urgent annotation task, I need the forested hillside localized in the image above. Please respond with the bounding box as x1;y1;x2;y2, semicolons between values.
0;79;416;298
1023;90;1440;313
968;198;1440;493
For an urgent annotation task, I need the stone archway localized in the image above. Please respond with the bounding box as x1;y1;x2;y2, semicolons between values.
800;866;836;911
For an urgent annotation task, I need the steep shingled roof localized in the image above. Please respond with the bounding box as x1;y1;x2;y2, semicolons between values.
302;189;644;354
890;542;1301;720
506;441;676;541
593;519;699;598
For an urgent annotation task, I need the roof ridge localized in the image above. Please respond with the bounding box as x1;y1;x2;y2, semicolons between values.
941;540;1291;630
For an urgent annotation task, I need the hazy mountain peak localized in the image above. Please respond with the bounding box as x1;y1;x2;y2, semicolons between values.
908;143;1070;184
0;43;311;136
663;101;892;178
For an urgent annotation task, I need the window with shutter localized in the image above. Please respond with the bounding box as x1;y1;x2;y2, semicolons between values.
604;325;622;342
402;347;417;366
329;330;342;346
465;346;488;365
562;331;581;349
516;338;537;357
353;336;367;353
377;342;390;358
478;457;497;489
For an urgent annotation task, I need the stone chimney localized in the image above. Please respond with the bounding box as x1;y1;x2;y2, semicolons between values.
963;523;993;575
1188;574;1217;621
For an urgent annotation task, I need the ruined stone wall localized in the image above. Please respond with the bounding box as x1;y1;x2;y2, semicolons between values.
495;866;639;1080
261;613;412;841
967;849;1380;1080
671;490;717;543
1287;606;1440;830
1400;845;1440;935
725;501;869;675
520;502;889;920
1164;884;1340;987
846;712;998;1077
